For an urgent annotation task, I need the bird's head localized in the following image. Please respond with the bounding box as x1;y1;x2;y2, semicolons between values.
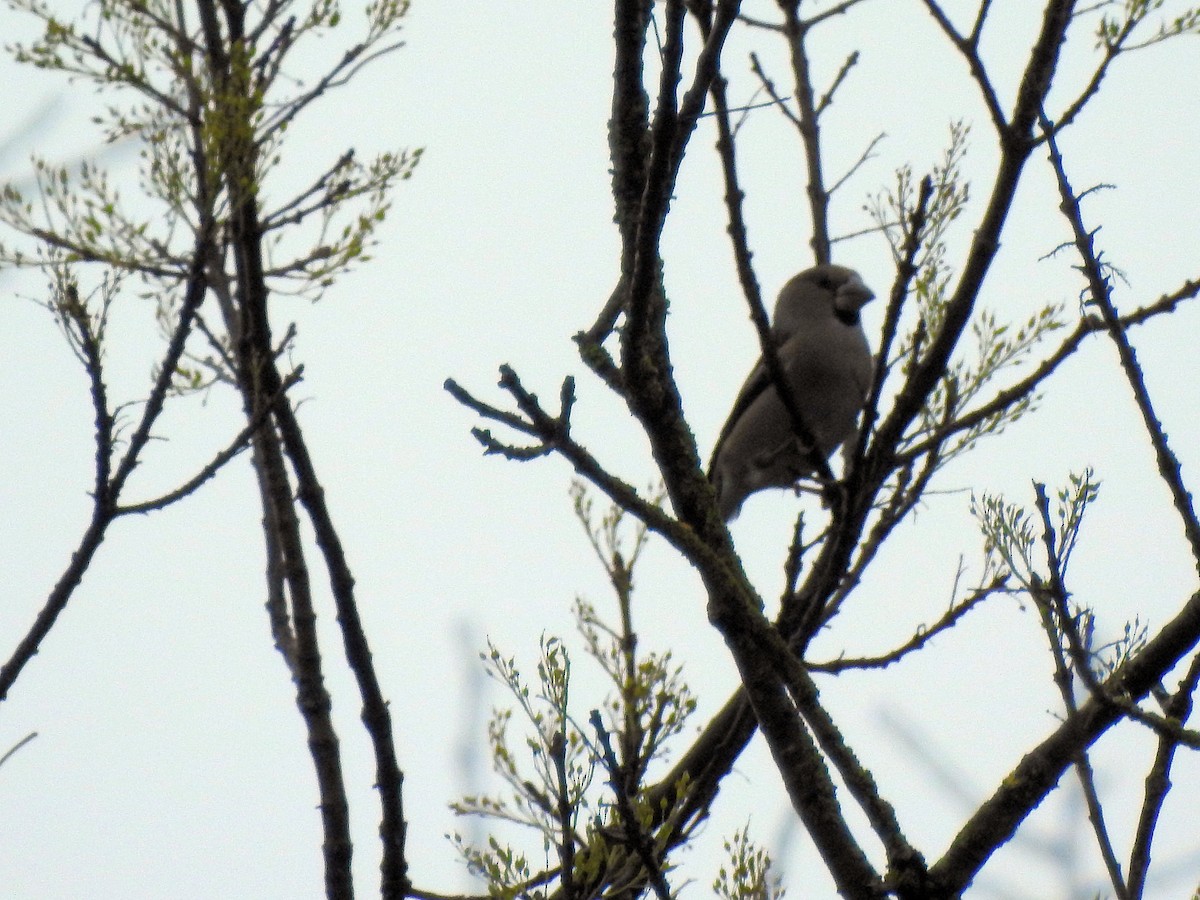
775;264;875;329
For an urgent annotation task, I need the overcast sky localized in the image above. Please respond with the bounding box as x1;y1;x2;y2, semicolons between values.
2;2;1200;898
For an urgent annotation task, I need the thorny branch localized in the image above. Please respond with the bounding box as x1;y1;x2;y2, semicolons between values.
1042;114;1200;571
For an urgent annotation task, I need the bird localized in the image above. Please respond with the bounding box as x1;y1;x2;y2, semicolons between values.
709;264;875;521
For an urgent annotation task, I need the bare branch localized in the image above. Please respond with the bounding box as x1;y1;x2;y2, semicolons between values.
733;627;884;896
969;0;995;44
1031;483;1128;900
921;1;1007;133
0;732;38;769
748;51;802;128
815;51;859;116
260;41;408;135
1127;652;1200;898
870;1;1076;484
766;644;927;884
115;367;304;515
444;369;712;566
58;282;115;506
777;6;832;263
261;150;356;231
1041;114;1200;571
1;231;211;704
590;715;672;900
737;12;783;31
827;130;885;197
809;574;1007;673
803;0;874;29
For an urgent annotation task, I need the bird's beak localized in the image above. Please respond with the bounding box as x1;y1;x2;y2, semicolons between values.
834;273;875;313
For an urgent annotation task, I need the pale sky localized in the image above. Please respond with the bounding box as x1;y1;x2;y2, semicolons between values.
1;2;1199;898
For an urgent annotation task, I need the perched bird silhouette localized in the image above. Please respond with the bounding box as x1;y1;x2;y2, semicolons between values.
709;264;875;521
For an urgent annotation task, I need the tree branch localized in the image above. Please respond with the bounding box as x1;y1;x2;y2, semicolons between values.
115;368;304;515
1041;114;1200;572
1127;651;1200;898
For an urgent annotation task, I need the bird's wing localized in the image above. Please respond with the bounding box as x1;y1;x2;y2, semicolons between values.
708;357;772;472
850;328;874;398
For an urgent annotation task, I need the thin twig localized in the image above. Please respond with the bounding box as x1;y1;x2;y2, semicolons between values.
969;0;994;44
920;1;1006;133
848;175;933;470
803;0;873;28
1032;483;1128;900
809;574;1007;672
116;368;304;515
590;715;672;900
815;51;859;116
0;732;38;769
748;52;802;128
445;370;716;567
60;284;115;506
826;130;885;197
261;41;407;134
897;277;1200;463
